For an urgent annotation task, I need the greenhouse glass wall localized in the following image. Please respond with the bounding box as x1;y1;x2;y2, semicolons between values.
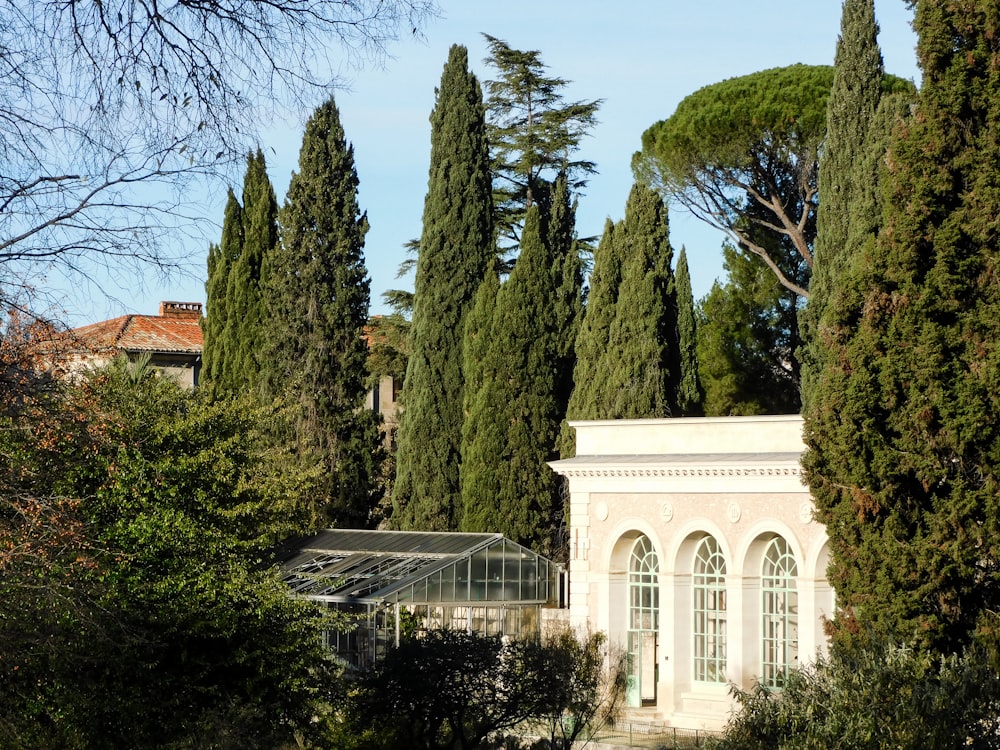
276;529;561;668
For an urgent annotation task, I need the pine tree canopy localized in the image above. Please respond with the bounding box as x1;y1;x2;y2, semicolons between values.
482;34;601;250
634;64;912;299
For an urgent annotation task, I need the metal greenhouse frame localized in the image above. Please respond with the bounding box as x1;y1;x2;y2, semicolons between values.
276;529;561;668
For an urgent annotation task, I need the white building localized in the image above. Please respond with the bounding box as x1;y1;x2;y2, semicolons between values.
550;415;833;731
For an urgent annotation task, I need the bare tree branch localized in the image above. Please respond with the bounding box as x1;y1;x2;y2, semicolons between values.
0;0;438;317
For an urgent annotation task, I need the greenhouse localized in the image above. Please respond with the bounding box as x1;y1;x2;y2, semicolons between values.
276;529;561;668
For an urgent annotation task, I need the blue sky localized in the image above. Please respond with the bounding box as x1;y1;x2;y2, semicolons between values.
77;0;920;323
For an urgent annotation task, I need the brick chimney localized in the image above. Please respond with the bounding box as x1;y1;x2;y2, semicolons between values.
158;301;203;319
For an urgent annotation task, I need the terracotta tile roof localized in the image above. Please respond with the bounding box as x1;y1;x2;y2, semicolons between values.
69;313;203;354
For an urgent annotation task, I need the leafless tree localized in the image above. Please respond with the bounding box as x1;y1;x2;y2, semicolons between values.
0;0;437;318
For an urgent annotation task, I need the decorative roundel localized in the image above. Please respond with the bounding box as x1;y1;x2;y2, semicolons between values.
660;502;674;523
727;502;742;524
594;501;609;522
799;501;814;525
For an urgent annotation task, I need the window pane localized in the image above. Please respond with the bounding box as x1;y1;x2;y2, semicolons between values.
761;537;799;687
693;536;727;683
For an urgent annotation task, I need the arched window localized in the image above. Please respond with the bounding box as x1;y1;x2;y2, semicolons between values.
627;535;659;706
761;536;798;687
693;536;726;683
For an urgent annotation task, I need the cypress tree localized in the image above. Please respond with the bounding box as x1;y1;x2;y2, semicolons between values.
225;149;278;393
594;182;678;418
392;45;494;531
201;188;242;391
675;247;703;415
564;219;622;424
547;173;584;416
803;0;1000;655
815;0;883;271
461;206;561;552
458;262;499;532
801;0;885;406
265;96;379;528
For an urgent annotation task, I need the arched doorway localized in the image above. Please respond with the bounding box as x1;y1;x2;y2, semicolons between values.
627;535;659;707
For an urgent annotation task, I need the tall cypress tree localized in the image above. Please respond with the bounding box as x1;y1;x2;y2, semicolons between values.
458;262;500;533
564;219;622;424
201;188;242;392
675;247;703;415
224;149;278;394
547;173;584;417
801;0;885;406
594;182;679;418
804;0;1000;655
392;45;494;531
265;96;379;528
461;206;560;552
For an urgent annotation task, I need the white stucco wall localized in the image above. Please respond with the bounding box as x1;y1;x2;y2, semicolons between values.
551;415;832;731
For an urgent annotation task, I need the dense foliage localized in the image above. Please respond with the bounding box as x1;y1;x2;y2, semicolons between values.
716;636;1000;750
201;189;241;389
594;182;679;418
262;96;381;530
562;218;622;437
392;45;494;532
202;150;279;397
802;0;1000;655
340;628;626;750
0;357;333;749
697;243;802;416
460;206;562;552
674;247;703;415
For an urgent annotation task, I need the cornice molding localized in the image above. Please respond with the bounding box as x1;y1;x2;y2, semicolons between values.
558;465;803;479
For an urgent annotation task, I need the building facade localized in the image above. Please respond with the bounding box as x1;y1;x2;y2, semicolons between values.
59;301;204;387
550;415;832;731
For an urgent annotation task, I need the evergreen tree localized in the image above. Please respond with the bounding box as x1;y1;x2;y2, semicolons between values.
458;262;500;533
201;188;241;391
675;247;704;415
801;0;886;407
803;0;1000;655
547;173;584;416
813;0;884;296
565;219;622;421
482;34;601;251
594;182;678;418
559;218;622;458
224;149;278;393
265;96;379;528
392;45;494;531
461;206;561;552
697;244;801;416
